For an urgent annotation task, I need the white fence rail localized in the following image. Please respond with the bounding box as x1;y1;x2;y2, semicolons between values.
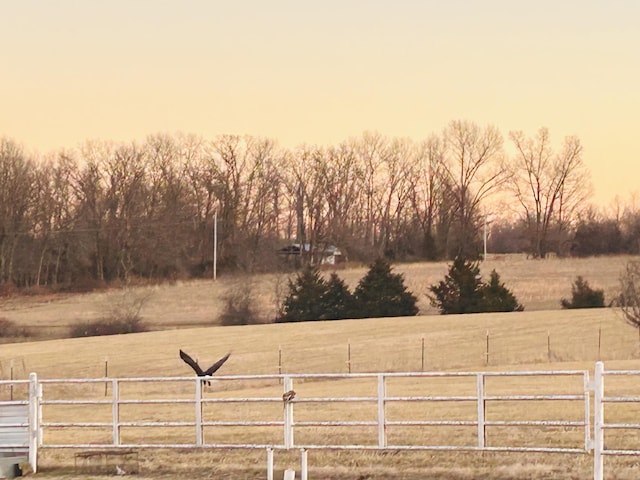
34;371;591;452
0;362;636;479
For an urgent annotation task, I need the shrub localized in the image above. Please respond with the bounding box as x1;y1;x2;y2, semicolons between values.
219;284;263;326
429;256;523;314
70;289;150;337
352;258;419;318
0;283;19;297
561;276;605;309
0;317;31;339
70;316;148;337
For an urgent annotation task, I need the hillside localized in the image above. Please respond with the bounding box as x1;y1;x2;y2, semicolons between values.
3;255;640;480
1;254;635;342
1;307;637;382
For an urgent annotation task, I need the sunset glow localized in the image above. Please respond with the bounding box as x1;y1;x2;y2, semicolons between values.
2;0;639;205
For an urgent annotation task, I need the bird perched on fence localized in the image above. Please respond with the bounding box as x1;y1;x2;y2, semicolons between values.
282;390;296;402
179;349;231;386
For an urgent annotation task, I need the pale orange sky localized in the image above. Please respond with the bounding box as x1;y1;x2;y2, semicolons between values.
1;0;639;206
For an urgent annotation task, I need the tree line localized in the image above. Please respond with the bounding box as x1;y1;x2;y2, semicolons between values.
0;121;638;289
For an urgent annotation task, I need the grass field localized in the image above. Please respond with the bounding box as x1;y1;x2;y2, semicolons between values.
2;254;640;478
1;253;634;336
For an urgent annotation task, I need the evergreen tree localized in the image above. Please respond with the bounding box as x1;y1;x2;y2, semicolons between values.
430;257;523;314
353;258;419;318
322;272;356;320
561;276;605;309
276;265;328;322
479;270;524;312
429;256;484;314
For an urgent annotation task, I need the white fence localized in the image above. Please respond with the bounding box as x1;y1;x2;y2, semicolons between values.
0;376;38;474
0;362;636;479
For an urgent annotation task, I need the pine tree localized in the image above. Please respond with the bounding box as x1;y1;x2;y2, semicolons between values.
480;270;524;312
429;256;484;314
353;258;419;318
276;265;328;322
322;272;356;320
429;257;524;314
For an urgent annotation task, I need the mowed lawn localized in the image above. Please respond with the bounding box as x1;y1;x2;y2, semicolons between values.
2;254;640;479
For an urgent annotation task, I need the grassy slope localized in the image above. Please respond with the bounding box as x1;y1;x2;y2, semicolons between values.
12;307;640;480
1;254;639;378
3;254;640;479
1;307;637;380
1;254;634;332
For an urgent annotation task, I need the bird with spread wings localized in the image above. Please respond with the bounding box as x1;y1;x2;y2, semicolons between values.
179;349;231;385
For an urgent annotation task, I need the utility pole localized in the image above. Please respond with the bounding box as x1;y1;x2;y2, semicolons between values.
213;210;217;281
483;214;492;260
483;220;487;260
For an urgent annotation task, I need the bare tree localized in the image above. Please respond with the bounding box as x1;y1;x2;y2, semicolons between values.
205;135;286;272
183;134;220;272
237;137;285;270
207;135;247;270
0;138;36;284
102;143;148;281
141;133;194;278
31;158;58;286
280;145;330;264
71;140;148;282
322;142;363;253
355;132;388;251
509;127;591;258
619;260;640;328
408;135;448;259
376;137;416;259
26;153;78;286
442;120;507;259
71;142;110;281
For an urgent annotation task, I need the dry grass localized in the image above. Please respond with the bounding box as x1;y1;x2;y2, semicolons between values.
2;254;640;478
2;254;634;336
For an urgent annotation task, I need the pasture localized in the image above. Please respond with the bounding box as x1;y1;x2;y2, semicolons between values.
1;254;634;335
2;254;640;478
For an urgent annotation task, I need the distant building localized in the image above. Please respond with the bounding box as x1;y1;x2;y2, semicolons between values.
277;243;344;265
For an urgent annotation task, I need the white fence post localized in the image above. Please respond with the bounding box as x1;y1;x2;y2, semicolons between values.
476;373;486;448
583;371;591;451
112;379;119;446
266;447;274;480
28;372;38;473
593;361;604;480
300;448;308;480
377;374;386;448
195;378;203;446
37;383;43;448
283;376;294;449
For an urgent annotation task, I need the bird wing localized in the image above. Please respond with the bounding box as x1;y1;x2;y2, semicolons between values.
179;349;205;376
204;352;231;376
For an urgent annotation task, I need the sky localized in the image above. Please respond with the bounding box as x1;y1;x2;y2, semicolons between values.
1;0;639;206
